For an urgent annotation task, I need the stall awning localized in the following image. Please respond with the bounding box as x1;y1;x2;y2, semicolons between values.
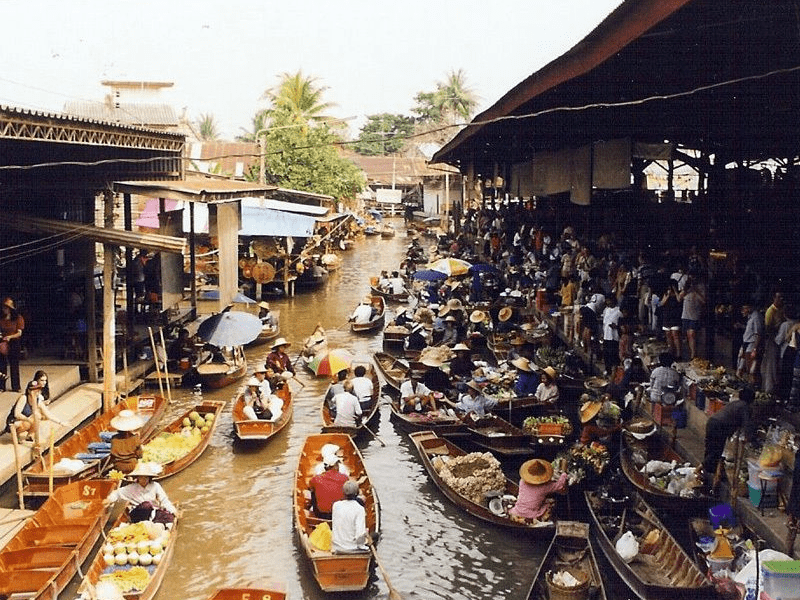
240;205;316;237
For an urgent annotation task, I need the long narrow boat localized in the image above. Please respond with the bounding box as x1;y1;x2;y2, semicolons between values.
293;433;380;592
0;479;118;600
81;506;179;600
409;430;555;534
141;400;225;479
373;351;411;393
250;310;281;346
387;398;465;434
22;395;167;502
585;490;714;600
382;322;410;345
232;384;293;441
197;345;248;389
321;368;381;436
526;521;608;600
458;413;536;457
207;587;287;600
619;424;713;514
351;295;385;334
370;285;409;302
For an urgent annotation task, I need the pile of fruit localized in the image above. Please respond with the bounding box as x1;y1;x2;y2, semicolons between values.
101;521;171;591
141;410;214;465
523;414;572;436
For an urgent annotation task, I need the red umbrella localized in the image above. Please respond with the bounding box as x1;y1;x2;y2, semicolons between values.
308;349;353;377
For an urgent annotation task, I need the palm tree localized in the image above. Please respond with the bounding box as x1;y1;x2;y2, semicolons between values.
197;113;220;141
262;70;336;125
436;69;478;124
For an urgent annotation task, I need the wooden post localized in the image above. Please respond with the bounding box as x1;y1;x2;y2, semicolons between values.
148;327;165;401
103;189;117;411
158;327;172;403
10;426;25;509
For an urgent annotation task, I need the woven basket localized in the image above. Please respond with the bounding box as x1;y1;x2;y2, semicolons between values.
546;568;590;600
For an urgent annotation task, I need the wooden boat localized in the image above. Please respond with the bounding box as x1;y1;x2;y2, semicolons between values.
585;490;714;600
526;521;607;600
321;367;380;436
379;223;395;238
232;383;293;441
142;400;225;479
688;514;755;578
458;413;536;457
206;587;286;600
350;295;385;334
301;324;328;358
409;431;555;533
197;345;247;389
250;309;281;346
373;351;411;393
81;505;179;600
293;433;380;592
364;225;379;236
619;425;713;513
0;479;117;600
387;398;465;434
21;395;167;502
382;322;410;344
370;285;410;302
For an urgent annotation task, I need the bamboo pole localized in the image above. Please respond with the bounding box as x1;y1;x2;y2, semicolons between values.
148;327;165;401
10;426;25;509
48;428;55;494
730;435;744;510
158;327;172;403
122;348;130;398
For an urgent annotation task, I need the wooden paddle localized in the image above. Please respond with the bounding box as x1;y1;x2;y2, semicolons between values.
367;535;402;600
362;423;386;447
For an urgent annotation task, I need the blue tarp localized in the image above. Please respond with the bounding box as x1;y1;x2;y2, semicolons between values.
240;205;316;237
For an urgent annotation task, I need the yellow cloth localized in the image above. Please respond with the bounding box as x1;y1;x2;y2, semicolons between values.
709;534;734;560
309;521;332;552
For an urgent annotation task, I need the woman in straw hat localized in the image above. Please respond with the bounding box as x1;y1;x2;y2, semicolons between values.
511;357;540;397
446;380;497;417
421;355;451;393
578;395;620;446
265;337;294;376
109;409;146;473
509;458;567;523
449;343;476;379
258;301;277;329
104;461;176;524
534;366;560;404
496;306;515;334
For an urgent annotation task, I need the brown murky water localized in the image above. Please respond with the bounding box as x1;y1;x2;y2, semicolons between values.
54;221;548;600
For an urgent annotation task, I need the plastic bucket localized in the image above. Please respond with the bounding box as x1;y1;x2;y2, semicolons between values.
708;555;733;575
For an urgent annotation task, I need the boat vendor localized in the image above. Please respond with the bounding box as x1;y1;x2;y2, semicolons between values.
258;301;277;328
445;380;497;417
399;372;437;413
350;365;374;409
308;453;349;519
388;271;405;295
324;369;349;414
104;461;176;524
350;297;374;325
449;343;476;379
332;380;362;428
511;357;540;397
252;365;272;397
534;366;560;404
578;396;620;446
242;376;273;421
496;307;515;334
509;458;568;524
392;306;413;328
109;409;145;474
440;315;459;347
405;322;430;352
5;379;67;446
265;337;295;376
701;387;756;495
420;356;451;394
331;480;368;554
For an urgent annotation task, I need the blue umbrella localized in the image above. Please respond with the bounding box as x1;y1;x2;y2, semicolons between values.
196;310;263;347
368;209;383;221
411;269;448;281
197;289;256;304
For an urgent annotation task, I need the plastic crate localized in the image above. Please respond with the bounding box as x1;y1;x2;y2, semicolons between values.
761;560;800;600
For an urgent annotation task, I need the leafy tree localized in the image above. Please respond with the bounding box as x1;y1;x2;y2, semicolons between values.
354;113;415;155
411;69;479;144
262;70;335;125
245;110;364;201
196;113;220;141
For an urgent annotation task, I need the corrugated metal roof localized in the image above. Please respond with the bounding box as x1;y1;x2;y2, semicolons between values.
114;176;277;202
63;101;178;126
242;198;329;216
346;155;443;185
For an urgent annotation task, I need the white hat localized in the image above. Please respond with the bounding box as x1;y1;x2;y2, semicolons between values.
421;356;443;367
453;343;470;352
271;337;291;350
110;409;145;432
246;376;261;387
258;301;270;310
129;461;163;478
323;454;341;467
321;443;341;458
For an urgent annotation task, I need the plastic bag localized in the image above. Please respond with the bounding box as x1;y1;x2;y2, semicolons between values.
759;444;782;468
615;530;639;563
309;521;332;551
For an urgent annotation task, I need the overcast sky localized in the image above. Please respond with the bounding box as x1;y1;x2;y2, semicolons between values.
1;0;623;140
